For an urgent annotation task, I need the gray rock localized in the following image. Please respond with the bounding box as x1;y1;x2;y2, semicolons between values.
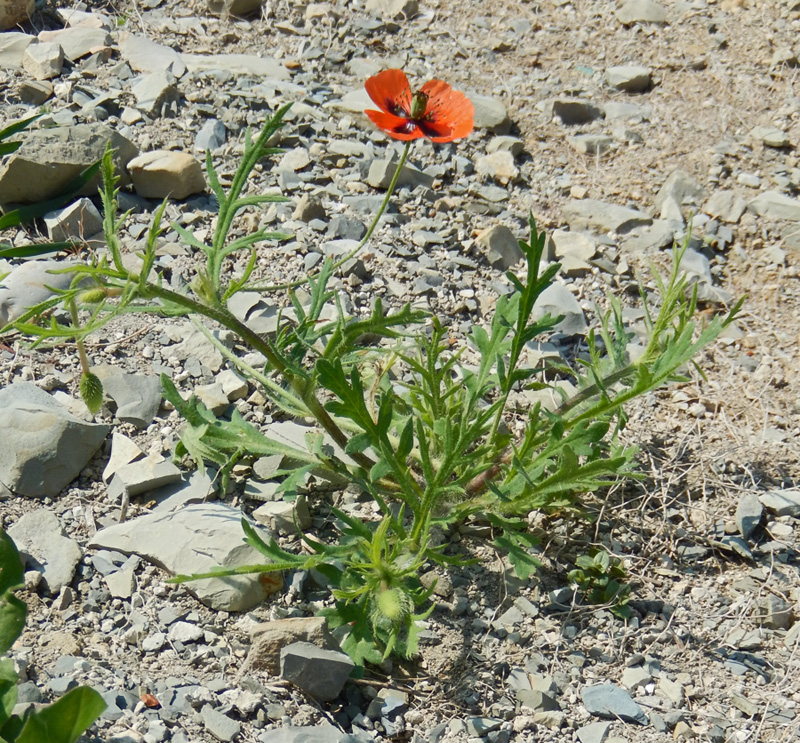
280;641;354;701
750;126;790;148
201;704;240;743
551;230;596;261
758;488;800;517
0;382;109;497
476;150;518;183
562;199;652;234
748;191;800;221
736;492;763;540
181;53;289;79
654;169;705;216
7;510;81;593
531;283;587;335
131;72;180;118
621;665;652;690
604;100;651;122
605;65;651;93
0;124;138;206
293;194;326;222
657;676;685;706
518;689;560;713
165;322;234;372
22;40;63;80
195;119;227;152
0;259;80;327
471;94;511;133
193;382;230;415
279;147;311;173
18;79;53;105
217;369;249;401
581;683;648;724
576;721;611;743
476;224;523;269
487;136;524;156
93;364;162;427
88;503;276;611
142;632;166;652
243;617;336;675
169;621;204;644
253;496;311;535
0;31;34;66
679;248;713;286
257;726;342;743
365;0;418;18
335;87;374;114
107;452;181;501
43;198;103;242
567;134;614;156
367;158;432;189
118;32;186;77
37;27;111;61
616;0;668;25
102;431;144;483
705;190;746;223
150;467;218;514
621;220;675;252
104;568;135;599
759;595;794;630
548;98;604;125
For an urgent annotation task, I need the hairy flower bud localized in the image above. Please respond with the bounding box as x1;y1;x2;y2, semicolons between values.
373;586;412;628
80;371;104;414
77;288;108;304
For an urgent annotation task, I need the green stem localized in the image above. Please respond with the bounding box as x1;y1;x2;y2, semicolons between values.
247;140;413;293
143;282;375;472
68;299;91;375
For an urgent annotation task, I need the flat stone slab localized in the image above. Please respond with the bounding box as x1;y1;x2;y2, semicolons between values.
181;53;289;79
8;509;81;593
280;641;354;701
581;683;648;724
562;199;652;234
748;190;800;221
0;382;109;498
88;503;277;611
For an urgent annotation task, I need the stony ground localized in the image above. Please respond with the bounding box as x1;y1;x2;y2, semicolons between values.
2;0;800;742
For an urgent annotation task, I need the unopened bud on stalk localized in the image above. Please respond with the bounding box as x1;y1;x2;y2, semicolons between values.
80;371;104;414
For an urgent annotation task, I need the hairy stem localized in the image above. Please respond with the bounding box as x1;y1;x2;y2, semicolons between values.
143;282;376;472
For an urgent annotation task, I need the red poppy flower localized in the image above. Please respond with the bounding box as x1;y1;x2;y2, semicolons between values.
364;69;474;143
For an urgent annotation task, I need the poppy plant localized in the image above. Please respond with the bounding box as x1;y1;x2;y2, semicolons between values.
365;69;474;143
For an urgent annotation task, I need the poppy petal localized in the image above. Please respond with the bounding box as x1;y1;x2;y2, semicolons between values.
419;79;474;141
418;119;454;140
365;69;412;116
365;109;425;140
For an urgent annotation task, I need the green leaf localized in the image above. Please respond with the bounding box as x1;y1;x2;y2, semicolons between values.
16;686;106;743
0;532;25;656
0;658;19;731
0;242;78;260
494;535;541;580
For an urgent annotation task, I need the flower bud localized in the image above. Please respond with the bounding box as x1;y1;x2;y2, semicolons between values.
77;288;108;304
80;372;104;414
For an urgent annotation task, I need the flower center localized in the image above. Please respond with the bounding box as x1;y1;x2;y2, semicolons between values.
410;91;429;120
